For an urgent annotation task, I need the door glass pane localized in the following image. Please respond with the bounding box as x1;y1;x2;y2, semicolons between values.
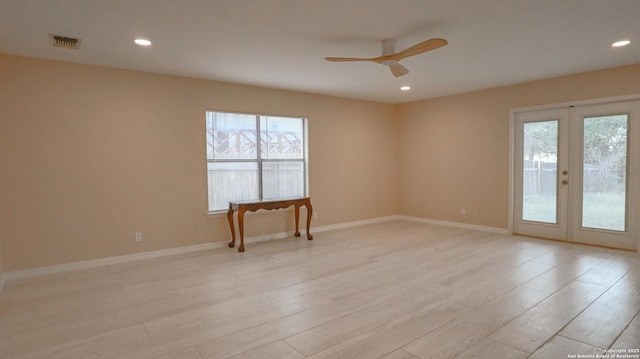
522;120;558;223
582;115;627;231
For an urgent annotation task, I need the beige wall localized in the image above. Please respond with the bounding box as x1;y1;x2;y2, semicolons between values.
0;240;3;285
397;64;640;228
0;54;398;271
1;53;638;272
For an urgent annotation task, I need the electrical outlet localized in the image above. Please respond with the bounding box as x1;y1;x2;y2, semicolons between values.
460;208;466;215
135;232;143;242
313;212;318;220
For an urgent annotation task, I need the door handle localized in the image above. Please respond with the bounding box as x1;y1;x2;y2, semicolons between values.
562;180;568;185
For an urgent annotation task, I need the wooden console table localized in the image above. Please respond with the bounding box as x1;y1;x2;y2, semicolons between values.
227;197;313;252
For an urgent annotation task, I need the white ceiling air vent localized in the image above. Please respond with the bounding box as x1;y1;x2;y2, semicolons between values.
50;34;81;49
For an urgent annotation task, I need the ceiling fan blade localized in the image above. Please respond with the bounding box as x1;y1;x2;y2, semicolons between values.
324;57;378;62
391;38;448;61
389;62;409;77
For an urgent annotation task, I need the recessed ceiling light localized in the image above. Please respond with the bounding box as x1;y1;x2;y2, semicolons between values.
612;40;630;47
400;86;411;91
134;38;152;46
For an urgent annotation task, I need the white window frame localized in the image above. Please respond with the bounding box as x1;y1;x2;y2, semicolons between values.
206;110;309;213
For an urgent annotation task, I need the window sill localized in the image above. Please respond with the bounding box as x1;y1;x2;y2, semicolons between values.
207;211;227;218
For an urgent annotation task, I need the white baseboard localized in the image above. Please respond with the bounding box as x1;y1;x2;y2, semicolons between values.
3;215;504;282
313;215;400;233
397;215;509;235
3;242;226;282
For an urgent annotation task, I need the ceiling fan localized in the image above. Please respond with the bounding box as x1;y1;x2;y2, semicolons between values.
325;38;448;77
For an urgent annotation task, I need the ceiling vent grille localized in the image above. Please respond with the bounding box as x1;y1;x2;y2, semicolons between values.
50;34;81;49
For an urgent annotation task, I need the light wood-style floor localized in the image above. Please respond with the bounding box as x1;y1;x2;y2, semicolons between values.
1;220;639;359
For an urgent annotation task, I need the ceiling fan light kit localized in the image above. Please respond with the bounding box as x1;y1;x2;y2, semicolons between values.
325;37;448;77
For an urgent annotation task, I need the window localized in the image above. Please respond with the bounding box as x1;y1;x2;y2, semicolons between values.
205;111;308;212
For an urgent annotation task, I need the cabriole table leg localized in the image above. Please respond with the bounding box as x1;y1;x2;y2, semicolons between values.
227;204;236;248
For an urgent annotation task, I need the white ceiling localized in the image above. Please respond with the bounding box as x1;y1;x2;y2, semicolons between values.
1;0;638;104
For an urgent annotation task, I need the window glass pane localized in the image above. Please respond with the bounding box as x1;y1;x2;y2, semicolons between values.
582;115;627;231
522;120;558;223
262;161;305;199
206;112;257;160
207;162;259;211
205;111;308;212
260;116;304;160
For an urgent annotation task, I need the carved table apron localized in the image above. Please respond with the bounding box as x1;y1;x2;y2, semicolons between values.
227;197;313;252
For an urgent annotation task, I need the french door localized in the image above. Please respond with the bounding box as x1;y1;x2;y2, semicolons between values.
513;99;639;250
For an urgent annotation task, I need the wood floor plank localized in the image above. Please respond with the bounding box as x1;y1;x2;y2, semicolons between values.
144;290;334;337
292;295;468;358
227;340;303;359
528;335;605;359
402;284;551;358
154;347;204;359
450;260;554;307
575;252;637;288
453;338;528;359
6;324;151;359
489;281;608;353
380;349;421;359
610;311;640;350
559;267;640;349
194;282;452;359
521;254;608;293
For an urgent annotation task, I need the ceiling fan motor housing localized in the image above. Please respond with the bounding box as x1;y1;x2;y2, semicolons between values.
381;39;399;66
381;38;396;56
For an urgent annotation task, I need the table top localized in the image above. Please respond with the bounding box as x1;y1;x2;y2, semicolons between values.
229;197;310;205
